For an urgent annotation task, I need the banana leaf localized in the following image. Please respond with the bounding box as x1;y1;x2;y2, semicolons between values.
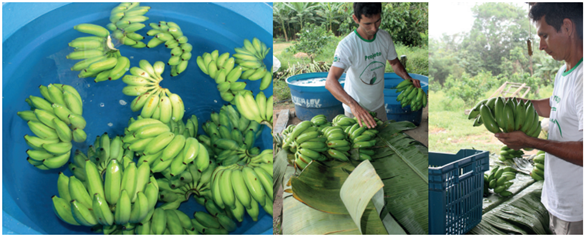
284;160;391;234
274;148;289;200
370;123;429;234
469;181;551;235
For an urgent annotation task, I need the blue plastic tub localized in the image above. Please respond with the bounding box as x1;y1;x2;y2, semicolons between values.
285;72;345;121
3;2;273;234
383;73;428;126
428;149;490;235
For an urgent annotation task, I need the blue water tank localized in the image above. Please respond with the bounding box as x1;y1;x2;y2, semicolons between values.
2;2;273;234
286;72;345;121
383;73;428;125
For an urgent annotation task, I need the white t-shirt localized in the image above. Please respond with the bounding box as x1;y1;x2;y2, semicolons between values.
542;59;583;222
332;29;398;112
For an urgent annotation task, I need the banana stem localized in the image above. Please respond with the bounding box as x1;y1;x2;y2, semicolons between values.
106;35;118;51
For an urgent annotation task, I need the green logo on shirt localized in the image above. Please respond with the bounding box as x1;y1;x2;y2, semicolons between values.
554;95;561;103
365;52;382;61
334;55;340;62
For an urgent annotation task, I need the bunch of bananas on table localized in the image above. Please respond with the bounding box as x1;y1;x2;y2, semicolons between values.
484;165;516;197
196;50;243;102
18;84;87;170
531;150;545;181
107;2;150;48
146;21;192;76
52;159;159;232
233;38;272;90
469;97;542;138
395;79;427;111
282;114;380;170
498;146;524;162
68;24;130;82
123;60;185;123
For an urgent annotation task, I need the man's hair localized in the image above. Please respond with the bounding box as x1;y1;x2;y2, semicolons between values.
529;3;583;39
353;3;382;22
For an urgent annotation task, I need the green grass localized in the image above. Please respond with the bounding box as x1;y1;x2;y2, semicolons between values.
428;84;554;155
273;79;291;102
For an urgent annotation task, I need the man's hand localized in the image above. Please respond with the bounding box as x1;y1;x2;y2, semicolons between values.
495;131;532;150
410;78;421;88
350;104;377;129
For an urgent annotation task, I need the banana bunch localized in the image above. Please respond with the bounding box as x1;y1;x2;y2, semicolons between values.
498;146;524;162
123;60;186;123
469;97;542;139
68;24;130;82
344;122;378;161
52;159;159;232
484;165;516;197
331;114;357;128
106;2;150;48
196;50;242;102
122;118;210;175
234;90;273;125
210;154;274;222
156;159;217;202
69;133;135;179
135;207;229;235
530;150;545;181
233;38;273;90
19;84;87;170
395;79;427;111
310;114;332;129
146;21;192;76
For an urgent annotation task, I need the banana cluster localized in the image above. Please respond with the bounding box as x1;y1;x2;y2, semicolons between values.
156;160;217;205
530;150;545;181
146;21;192;76
134;207;233;235
233;38;273;91
52;159;159;231
282;114;380;170
68;24;130;82
210;154;274;222
196;50;243;102
123;60;186;123
234;90;273;125
469;97;542;139
19;84;87;170
498;146;524;162
201;105;261;161
121;118;209;176
395;80;427;111
107;2;150;48
484;165;516;197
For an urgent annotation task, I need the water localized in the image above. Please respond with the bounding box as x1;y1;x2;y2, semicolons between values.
288;77;345;87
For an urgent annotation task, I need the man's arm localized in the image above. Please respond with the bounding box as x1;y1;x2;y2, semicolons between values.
389;58;420;88
531;98;551;118
324;66;376;128
496;131;582;166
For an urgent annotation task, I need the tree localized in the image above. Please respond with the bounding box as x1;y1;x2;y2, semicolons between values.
285;2;319;36
289;23;334;63
314;2;344;33
273;3;292;41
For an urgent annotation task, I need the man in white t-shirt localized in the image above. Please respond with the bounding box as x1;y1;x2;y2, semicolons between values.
325;3;421;128
496;3;583;235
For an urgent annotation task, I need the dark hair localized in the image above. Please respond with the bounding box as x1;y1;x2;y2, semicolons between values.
353;3;382;22
529;3;583;39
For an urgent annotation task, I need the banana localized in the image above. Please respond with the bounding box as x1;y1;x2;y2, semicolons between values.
231;168;252;209
194;212;221;229
92;193;114;226
254;167;273;200
134;123;170;138
129;192;149;223
120;164;137;204
133;162;151;202
150;208;167;235
71;199;99;226
104;159;122;205
68;175;93;209
74;23;110;37
115;190;132;225
28;120;58;140
168;93;184;122
52;196;80;226
220;169;236;208
57;172;72;201
161;135;186;161
242;167;265;205
17;110;39;122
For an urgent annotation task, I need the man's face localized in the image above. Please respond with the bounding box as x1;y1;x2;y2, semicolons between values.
353;13;381;38
535;16;570;61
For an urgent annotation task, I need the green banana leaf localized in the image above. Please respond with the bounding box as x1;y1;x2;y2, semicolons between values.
274;148;289;200
284;160;391;234
469;181;551;235
370;123;429;234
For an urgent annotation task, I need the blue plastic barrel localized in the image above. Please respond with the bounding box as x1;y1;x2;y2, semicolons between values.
3;2;273;234
383;73;428;125
286;72;345;121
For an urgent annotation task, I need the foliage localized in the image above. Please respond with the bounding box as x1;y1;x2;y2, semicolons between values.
314;2;345;33
385;42;429;76
288;23;334;62
444;70;496;106
380;3;429;47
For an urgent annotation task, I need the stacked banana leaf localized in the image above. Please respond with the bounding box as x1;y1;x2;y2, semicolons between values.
469;97;541;138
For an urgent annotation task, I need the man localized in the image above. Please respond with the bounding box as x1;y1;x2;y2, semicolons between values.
496;3;583;235
324;3;420;128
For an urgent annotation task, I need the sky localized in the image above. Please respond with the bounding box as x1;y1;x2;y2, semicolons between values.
429;2;529;40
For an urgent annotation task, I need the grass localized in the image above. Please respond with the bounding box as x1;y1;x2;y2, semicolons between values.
428;84;554;156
